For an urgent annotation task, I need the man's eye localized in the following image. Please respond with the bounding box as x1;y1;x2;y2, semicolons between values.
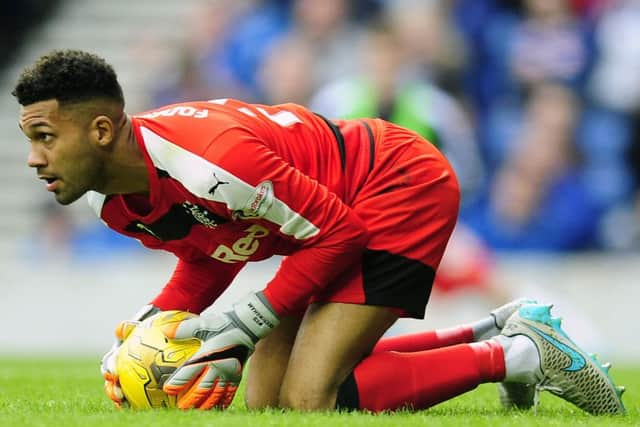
38;133;53;142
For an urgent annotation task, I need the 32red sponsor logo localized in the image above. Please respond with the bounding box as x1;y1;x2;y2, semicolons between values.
210;224;269;263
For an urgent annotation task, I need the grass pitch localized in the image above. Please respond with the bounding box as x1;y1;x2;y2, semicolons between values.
0;357;637;427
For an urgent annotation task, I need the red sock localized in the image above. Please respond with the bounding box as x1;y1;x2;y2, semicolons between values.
340;340;505;412
373;325;475;353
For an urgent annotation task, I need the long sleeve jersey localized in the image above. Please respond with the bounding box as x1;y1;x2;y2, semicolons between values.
88;99;380;315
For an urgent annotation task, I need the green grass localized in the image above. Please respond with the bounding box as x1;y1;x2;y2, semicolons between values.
0;357;637;427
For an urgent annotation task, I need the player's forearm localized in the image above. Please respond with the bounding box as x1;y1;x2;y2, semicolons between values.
151;257;244;313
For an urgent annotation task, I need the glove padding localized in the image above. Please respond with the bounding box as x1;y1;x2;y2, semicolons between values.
162;291;279;410
100;304;159;408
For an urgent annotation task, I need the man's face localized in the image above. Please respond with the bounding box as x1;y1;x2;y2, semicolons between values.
19;99;105;205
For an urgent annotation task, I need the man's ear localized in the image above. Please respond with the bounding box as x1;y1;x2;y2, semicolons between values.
90;115;116;148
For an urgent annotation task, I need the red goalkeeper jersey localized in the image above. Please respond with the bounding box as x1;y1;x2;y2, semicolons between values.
88;99;381;314
89;99;459;317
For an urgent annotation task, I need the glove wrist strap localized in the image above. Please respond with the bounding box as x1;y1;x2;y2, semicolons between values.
132;304;160;322
231;291;280;341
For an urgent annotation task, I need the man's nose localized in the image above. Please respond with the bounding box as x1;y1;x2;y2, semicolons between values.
27;145;46;168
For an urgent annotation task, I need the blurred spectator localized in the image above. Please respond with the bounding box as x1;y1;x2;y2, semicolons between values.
589;0;640;113
153;51;220;106
452;0;509;111
462;82;601;251
311;21;484;202
383;0;467;94
576;0;640;248
467;0;596;170
257;36;316;105
288;0;364;83
597;103;640;250
510;0;594;91
151;1;255;105
202;0;365;100
618;118;640;248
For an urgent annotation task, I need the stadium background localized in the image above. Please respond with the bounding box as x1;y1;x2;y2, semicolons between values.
0;0;638;364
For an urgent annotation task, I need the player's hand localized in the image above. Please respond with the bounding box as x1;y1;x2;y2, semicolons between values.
100;304;159;408
162;291;279;410
101;321;138;408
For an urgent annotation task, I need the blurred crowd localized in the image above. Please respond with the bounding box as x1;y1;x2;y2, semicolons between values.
147;0;640;253
24;0;640;261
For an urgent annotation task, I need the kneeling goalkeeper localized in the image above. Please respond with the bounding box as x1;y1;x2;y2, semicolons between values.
13;50;625;414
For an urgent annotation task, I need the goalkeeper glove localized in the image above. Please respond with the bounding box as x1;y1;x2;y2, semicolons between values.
162;291;279;409
100;304;159;408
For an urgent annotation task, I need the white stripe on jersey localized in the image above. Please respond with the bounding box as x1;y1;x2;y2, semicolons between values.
140;126;320;240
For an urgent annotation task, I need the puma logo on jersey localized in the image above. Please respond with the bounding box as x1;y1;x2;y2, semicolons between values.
208;173;229;198
211;224;269;263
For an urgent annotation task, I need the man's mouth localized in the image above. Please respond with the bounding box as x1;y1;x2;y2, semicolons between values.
39;175;59;191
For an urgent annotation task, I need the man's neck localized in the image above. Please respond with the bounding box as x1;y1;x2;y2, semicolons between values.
98;116;150;195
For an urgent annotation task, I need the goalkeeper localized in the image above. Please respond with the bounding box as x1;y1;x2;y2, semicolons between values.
13;50;624;414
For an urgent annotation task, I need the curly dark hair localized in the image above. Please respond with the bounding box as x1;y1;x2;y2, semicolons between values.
12;49;124;107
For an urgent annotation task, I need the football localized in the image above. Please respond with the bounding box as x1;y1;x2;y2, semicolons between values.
116;310;201;409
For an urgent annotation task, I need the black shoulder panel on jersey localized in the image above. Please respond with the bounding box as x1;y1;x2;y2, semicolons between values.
124;202;228;241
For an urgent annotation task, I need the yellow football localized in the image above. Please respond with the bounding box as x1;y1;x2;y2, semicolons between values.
116;310;201;409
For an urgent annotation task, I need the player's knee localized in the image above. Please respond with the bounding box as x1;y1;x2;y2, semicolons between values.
279;382;337;410
245;390;279;410
244;377;281;410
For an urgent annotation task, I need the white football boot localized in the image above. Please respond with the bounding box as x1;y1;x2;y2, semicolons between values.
500;303;626;415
